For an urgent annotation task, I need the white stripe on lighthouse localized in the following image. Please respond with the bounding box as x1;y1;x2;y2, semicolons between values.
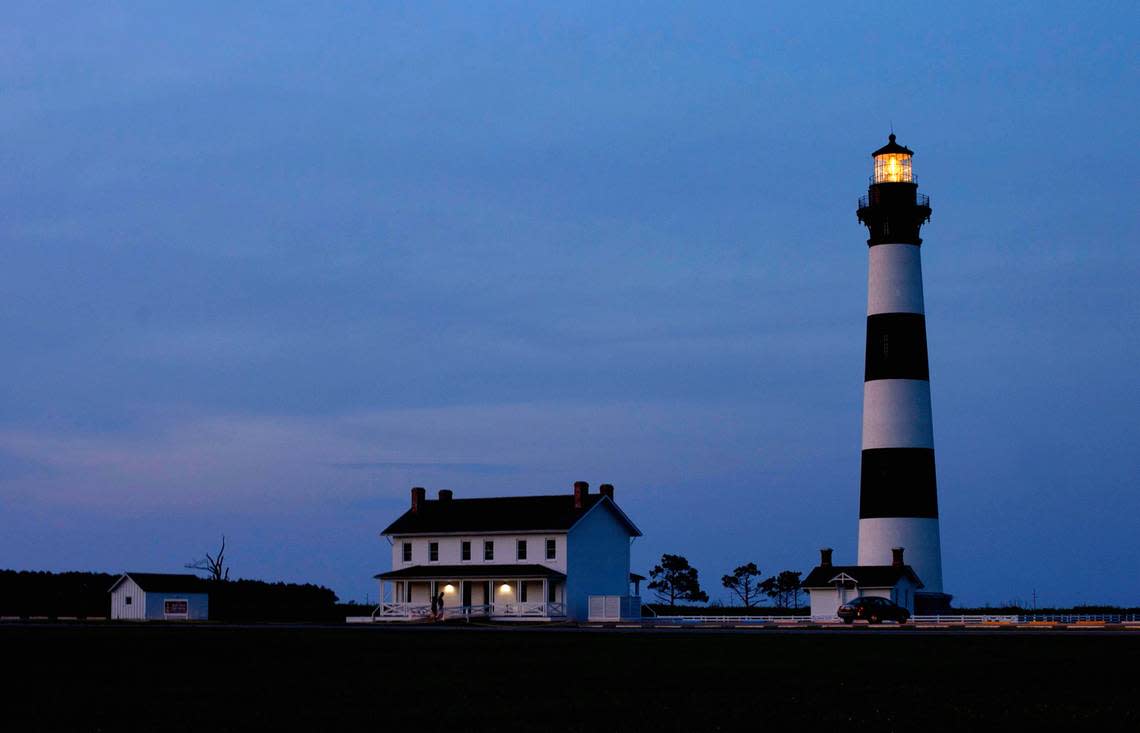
862;379;934;449
867;243;925;315
858;517;943;593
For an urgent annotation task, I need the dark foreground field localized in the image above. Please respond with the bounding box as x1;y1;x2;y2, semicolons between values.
4;625;1138;731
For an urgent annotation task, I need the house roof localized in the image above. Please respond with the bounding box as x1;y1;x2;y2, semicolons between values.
801;564;924;590
375;564;567;580
381;493;642;536
109;572;211;594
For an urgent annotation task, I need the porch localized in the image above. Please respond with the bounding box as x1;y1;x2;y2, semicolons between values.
374;601;567;621
371;564;568;622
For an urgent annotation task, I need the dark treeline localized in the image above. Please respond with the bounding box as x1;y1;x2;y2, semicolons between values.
210;580;339;622
952;605;1140;615
0;571;117;618
0;570;345;622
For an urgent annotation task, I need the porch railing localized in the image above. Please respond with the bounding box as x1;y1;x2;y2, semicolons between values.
494;602;565;617
373;602;566;619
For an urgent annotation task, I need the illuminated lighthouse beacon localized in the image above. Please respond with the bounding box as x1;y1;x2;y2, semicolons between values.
855;134;951;611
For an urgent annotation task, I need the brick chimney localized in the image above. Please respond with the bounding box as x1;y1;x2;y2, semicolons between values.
573;481;589;509
438;489;453;502
599;483;614;501
892;547;905;568
820;548;833;567
411;486;426;513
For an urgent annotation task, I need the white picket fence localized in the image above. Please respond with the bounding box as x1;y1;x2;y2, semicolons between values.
914;614;1140;624
640;613;1140;626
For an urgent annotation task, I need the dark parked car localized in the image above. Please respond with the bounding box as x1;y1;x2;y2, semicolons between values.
837;596;910;624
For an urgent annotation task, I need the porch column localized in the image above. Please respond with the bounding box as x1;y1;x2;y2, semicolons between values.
542;578;548;614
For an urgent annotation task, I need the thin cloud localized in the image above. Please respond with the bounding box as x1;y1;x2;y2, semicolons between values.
327;461;519;475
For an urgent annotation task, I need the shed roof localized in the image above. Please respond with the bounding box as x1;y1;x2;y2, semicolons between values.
801;564;923;589
375;564;567;580
109;572;211;594
381;492;641;536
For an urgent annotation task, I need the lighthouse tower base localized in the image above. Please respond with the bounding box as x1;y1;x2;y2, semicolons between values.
858;515;951;611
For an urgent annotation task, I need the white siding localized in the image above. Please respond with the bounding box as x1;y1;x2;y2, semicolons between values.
809;588;841;619
110;577;145;620
390;533;568;572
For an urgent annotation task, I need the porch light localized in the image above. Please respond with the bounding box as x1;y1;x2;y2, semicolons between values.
443;584;455;593
499;583;512;594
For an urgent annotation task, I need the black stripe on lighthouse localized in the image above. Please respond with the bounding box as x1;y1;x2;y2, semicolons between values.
864;312;929;381
859;447;939;518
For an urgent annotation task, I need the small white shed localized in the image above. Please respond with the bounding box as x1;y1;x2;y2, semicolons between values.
802;548;924;620
109;573;210;621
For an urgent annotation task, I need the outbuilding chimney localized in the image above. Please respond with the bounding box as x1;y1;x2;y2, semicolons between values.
438;489;453;502
411;486;426;513
892;547;905;568
820;548;833;567
599;483;614;501
573;481;589;509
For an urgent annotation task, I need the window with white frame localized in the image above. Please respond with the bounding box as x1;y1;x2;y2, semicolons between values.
402;542;412;562
483;540;494;561
545;538;556;560
516;539;527;560
429;542;439;562
461;540;471;561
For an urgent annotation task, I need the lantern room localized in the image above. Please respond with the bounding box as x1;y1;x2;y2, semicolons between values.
872;133;914;184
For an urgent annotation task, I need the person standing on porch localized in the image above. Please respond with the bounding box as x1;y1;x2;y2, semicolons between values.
430;591;440;619
435;591;445;621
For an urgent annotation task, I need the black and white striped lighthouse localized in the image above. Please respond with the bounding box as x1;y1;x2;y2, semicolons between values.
855;134;950;609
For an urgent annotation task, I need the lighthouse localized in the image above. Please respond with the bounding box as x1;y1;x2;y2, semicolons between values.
855;134;950;610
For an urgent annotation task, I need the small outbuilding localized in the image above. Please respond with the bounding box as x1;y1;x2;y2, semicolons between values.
109;573;210;621
802;548;923;620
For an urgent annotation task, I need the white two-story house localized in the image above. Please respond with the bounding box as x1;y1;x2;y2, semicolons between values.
374;481;642;621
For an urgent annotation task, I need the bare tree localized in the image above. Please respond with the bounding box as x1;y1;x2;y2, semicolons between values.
186;536;230;581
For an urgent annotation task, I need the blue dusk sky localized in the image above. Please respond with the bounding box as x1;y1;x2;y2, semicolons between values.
1;2;1137;607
